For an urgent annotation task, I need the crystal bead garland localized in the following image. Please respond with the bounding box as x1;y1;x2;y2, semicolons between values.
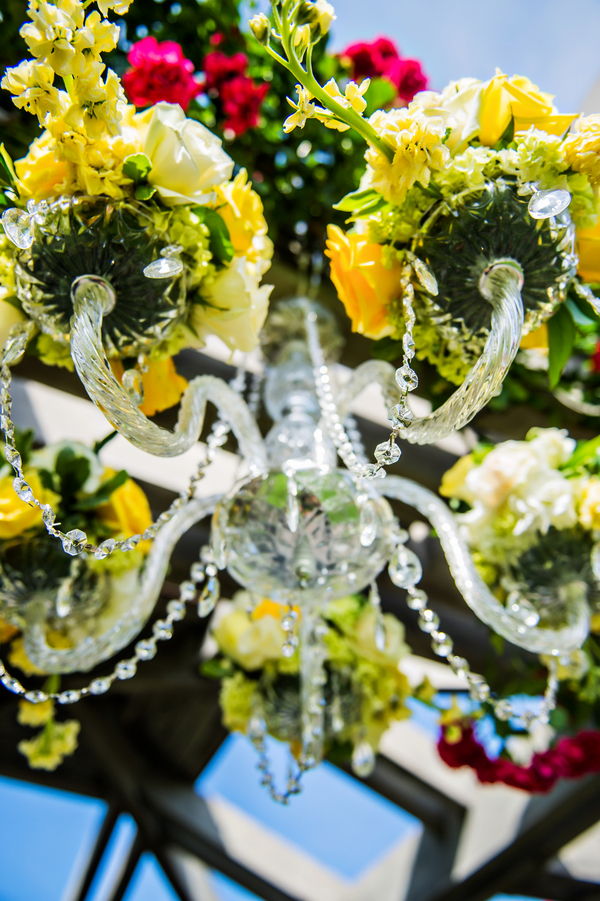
0;541;221;704
0;322;248;559
390;538;560;727
303;305;385;479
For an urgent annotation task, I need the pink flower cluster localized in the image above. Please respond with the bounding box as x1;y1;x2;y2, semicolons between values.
340;36;428;104
438;723;600;793
123;37;202;112
203;48;269;136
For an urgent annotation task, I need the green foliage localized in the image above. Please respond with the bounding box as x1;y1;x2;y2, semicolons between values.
122;152;153;183
1;427;35;468
192;206;234;264
371;336;403;363
363;77;397;117
547;302;576;389
74;470;128;510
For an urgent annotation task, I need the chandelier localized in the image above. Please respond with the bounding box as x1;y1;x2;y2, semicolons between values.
0;0;599;798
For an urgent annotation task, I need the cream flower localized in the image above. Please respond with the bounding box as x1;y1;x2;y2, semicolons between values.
143;102;234;204
284;85;317;133
311;0;336;35
213;607;286;670
191;256;272;353
366;107;450;206
2;60;67;125
96;0;133;14
412;78;484;152
578;476;600;530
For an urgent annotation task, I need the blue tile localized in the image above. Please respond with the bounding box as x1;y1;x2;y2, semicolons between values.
122;853;179;901
209;870;263;901
0;775;106;901
87;813;137;901
196;733;422;881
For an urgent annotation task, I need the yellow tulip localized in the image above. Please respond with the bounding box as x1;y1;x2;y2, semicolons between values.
0;470;57;539
577;218;600;283
479;71;576;148
96;476;152;547
325;225;401;339
111;357;188;417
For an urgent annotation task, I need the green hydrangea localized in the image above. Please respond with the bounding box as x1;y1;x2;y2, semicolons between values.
36;334;75;371
220;671;257;733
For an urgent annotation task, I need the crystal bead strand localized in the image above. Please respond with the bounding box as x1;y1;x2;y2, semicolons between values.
303;306;384;480
389;544;560;725
0;327;245;559
247;711;304;804
0;542;224;704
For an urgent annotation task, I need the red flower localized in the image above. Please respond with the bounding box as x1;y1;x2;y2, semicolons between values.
202;50;269;136
591;340;600;373
438;724;600;793
340;36;429;104
123;36;201;111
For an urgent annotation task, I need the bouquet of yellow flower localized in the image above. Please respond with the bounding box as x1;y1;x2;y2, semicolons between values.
440;427;600;634
253;1;600;437
0;0;273;415
203;591;425;780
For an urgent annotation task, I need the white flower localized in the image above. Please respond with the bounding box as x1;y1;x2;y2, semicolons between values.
505;721;555;767
142;102;234;205
412;78;484;152
526;427;576;469
191;256;273;353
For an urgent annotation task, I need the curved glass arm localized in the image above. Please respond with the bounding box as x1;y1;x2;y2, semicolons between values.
554;387;600;417
22;496;218;673
69;276;267;469
379;476;589;654
339;262;524;445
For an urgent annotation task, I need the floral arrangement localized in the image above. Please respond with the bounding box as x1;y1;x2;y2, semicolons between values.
250;0;600;399
340;36;428;107
203;591;429;772
0;429;152;770
436;427;600;790
0;0;273;415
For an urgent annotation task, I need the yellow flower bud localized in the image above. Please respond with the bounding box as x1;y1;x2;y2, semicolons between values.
249;13;270;46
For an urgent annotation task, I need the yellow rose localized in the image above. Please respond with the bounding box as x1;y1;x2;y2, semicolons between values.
96;476;152;546
214;169;272;271
0;470;57;539
325;225;400;340
439;454;475;502
577;218;600;284
213;607;287;671
479;71;576;147
111;357;188;417
578;477;600;529
16;131;72;200
519;324;548;349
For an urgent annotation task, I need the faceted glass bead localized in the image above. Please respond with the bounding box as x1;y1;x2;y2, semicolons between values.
402;333;416;357
89;677;112;695
389;546;423;589
406;588;428;610
432;632;453;657
448;655;470;676
359;501;378;548
198;576;220;617
1;674;25;693
121;534;141;552
1;208;34;249
282;634;299;657
374;441;401;466
135;638;157;660
495;699;512;720
190;562;205;583
412;256;438;296
143;257;183;278
179;580;197;601
25;690;48;703
95;538;116;559
166;599;186;621
62;529;88;556
58;690;81;704
5;446;21;466
528;188;571;220
13;478;34;504
418;609;440;633
281;611;298;632
352;741;375;778
115;660;137;680
388;403;414;430
42;505;56;527
153;619;174;640
396;364;418;392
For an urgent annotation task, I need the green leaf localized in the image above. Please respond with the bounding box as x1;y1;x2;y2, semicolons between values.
135;184;156;201
565;297;596;329
74;469;128;510
364;77;397;116
192;206;234;264
493;115;514;150
547;303;575;389
562;434;600;471
38;469;56;492
0;145;17;188
56;448;91;500
334;187;381;212
122;153;153;184
371;336;404;363
93;430;118;454
200;658;234;679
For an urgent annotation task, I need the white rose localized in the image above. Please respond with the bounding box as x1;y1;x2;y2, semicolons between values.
465;442;537;510
527;427;576;469
412;77;484;152
0;300;27;351
191;257;273;353
142;102;234;205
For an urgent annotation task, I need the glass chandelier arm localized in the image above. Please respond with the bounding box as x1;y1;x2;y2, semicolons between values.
69;278;267;470
22;496;220;673
399;260;525;444
379;476;590;654
336;360;398;422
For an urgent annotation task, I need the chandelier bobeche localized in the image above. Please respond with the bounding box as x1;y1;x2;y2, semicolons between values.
0;0;600;795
